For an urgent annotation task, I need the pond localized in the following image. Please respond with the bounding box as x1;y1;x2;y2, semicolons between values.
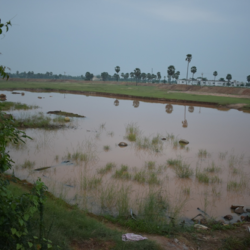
2;90;250;223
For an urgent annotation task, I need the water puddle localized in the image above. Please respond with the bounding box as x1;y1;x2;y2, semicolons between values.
2;90;250;222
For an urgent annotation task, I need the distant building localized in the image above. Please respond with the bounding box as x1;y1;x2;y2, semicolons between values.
177;79;243;87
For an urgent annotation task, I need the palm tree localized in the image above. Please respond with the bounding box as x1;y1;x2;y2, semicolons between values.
185;54;192;85
141;73;146;83
147;73;152;83
134;68;141;85
213;71;218;84
115;66;120;82
167;65;175;84
226;74;232;86
247;75;250;85
157;72;161;83
190;66;197;84
130;72;135;82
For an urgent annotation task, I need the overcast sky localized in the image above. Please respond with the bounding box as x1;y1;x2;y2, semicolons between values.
1;0;250;81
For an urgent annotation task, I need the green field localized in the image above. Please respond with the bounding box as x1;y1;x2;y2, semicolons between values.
1;80;250;107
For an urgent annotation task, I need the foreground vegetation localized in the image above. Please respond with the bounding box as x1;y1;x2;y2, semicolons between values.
3;175;160;250
1;80;250;108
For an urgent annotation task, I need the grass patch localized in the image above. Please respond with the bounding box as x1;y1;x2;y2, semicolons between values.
47;110;85;117
198;149;208;158
167;158;193;178
227;180;247;191
19;160;35;169
6;177;159;250
103;145;110;151
113;165;131;180
221;235;250;250
0;101;39;110
98;162;116;174
2;80;250;107
125;123;139;141
136;135;163;153
133;170;147;183
145;161;155;170
205;162;220;173
196;170;210;183
174;162;193;178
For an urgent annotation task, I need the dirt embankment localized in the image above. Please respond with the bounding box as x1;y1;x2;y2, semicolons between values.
158;84;250;97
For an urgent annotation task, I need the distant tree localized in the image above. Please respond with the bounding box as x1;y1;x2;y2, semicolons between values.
124;73;129;80
247;75;250;83
121;73;125;79
130;72;134;80
213;71;218;83
191;66;197;84
147;73;152;83
175;71;180;82
157;72;161;82
151;74;156;83
226;74;232;86
134;68;141;85
101;72;109;81
163;76;166;83
191;66;197;79
219;77;225;82
113;73;119;81
141;73;146;82
16;70;19;75
167;65;175;83
185;54;192;85
85;72;94;81
115;66;120;82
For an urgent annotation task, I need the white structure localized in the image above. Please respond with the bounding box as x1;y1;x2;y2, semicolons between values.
177;79;244;87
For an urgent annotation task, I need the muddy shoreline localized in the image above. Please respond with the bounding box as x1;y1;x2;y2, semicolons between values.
1;87;248;111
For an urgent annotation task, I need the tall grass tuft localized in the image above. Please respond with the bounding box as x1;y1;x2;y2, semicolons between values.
125;123;140;142
98;162;116;174
113;165;131;180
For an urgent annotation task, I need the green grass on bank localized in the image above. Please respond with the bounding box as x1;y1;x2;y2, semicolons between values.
7;177;160;250
1;80;250;107
0;101;39;111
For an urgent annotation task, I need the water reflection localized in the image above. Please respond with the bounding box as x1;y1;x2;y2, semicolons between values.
182;106;188;128
114;99;119;106
165;104;173;114
188;106;194;113
133;100;140;108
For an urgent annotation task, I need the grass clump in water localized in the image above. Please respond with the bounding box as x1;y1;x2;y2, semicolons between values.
136;135;163;153
227;180;247;191
196;170;210;183
20;160;35;169
113;165;131;180
52;115;67;123
98;162;116;174
167;158;181;167
167;158;193;178
125;123;139;142
174;162;193;178
198;149;208;158
103;145;110;151
205;162;220;173
134;171;146;183
145;161;155;170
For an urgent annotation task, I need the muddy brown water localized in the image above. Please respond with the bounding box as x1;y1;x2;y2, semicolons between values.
2;90;250;223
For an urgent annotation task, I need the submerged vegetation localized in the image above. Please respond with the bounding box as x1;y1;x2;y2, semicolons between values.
0;101;39;110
